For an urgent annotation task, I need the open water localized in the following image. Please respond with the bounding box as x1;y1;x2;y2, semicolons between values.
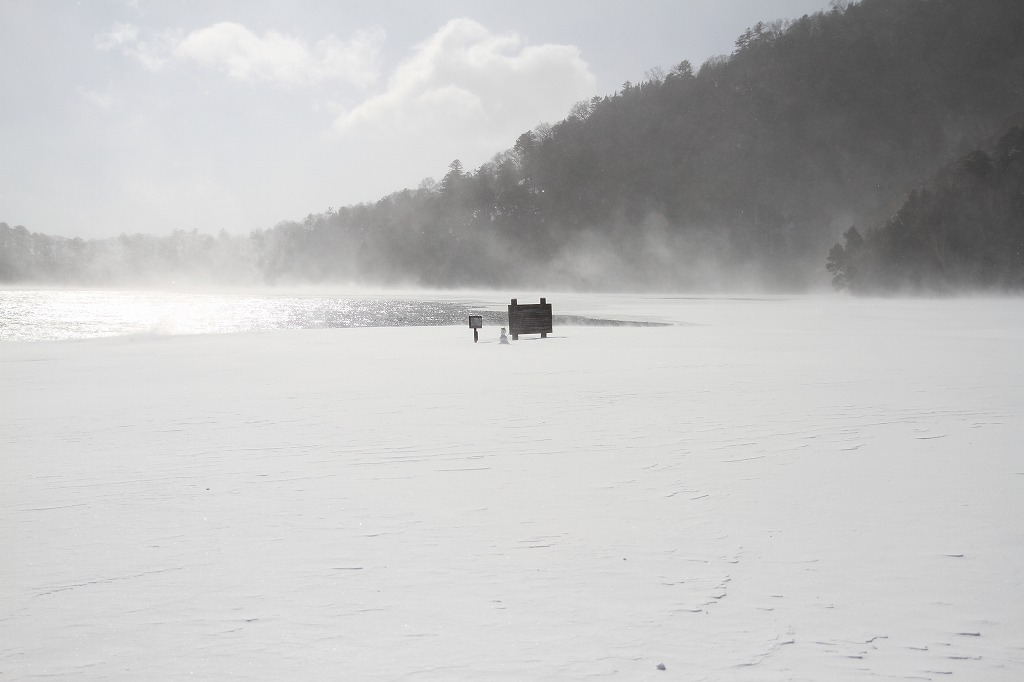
0;289;667;342
0;289;499;342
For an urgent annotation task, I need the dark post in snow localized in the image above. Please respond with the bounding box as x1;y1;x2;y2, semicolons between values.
507;298;552;341
468;314;483;342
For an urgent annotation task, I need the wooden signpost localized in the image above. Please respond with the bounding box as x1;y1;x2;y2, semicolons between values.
468;314;483;342
507;298;552;340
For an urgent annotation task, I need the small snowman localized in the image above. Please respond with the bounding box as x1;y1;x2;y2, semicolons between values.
499;327;510;344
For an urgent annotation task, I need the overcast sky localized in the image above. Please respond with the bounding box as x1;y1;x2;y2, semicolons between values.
1;0;835;239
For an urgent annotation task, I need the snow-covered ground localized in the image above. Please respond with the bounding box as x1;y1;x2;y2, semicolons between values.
2;295;1022;680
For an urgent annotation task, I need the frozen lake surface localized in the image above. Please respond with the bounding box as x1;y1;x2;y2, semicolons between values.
2;294;1022;680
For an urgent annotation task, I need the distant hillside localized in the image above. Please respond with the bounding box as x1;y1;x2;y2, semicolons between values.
509;0;1024;288
4;0;1024;291
827;125;1024;293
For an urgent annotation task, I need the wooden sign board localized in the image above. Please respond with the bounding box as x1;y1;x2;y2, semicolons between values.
468;315;483;329
507;298;552;340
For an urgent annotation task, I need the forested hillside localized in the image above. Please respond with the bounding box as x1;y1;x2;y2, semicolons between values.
827;126;1024;293
4;0;1024;291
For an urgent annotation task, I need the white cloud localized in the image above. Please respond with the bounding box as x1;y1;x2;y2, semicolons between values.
95;22;384;87
175;22;384;87
95;22;138;50
95;22;181;71
333;18;596;146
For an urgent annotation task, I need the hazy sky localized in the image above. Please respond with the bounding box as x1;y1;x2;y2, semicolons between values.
1;0;834;239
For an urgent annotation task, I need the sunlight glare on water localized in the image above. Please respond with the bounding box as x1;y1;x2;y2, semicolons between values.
0;290;481;342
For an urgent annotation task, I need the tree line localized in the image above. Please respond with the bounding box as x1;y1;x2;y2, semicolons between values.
827;126;1024;293
4;0;1024;291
